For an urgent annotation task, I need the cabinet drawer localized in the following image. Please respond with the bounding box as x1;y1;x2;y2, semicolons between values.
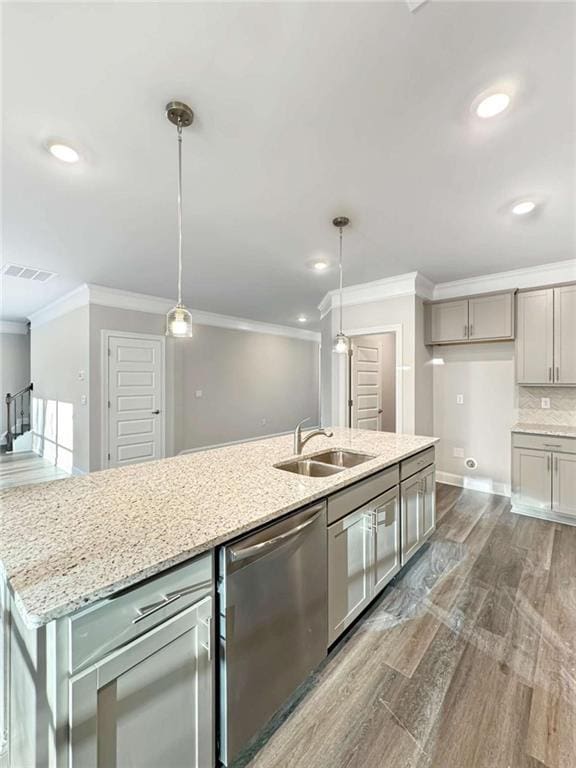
69;552;213;673
512;432;576;455
400;448;435;481
327;465;399;525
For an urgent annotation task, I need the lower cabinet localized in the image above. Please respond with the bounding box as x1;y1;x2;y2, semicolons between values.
512;433;576;522
400;465;436;564
328;486;400;645
69;597;213;768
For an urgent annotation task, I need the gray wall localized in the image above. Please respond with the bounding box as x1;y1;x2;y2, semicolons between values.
1;331;31;434
432;342;515;494
414;296;434;436
30;306;90;472
89;304;320;470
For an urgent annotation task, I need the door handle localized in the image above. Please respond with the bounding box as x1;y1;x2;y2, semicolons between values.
230;512;319;562
151;409;160;415
132;593;182;624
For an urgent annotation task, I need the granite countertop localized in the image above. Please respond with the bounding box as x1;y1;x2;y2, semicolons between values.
511;423;576;438
0;428;438;628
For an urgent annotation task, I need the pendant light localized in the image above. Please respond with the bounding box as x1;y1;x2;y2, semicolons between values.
333;216;350;354
165;101;194;338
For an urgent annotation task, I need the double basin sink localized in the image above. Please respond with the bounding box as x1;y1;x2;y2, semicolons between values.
276;449;376;477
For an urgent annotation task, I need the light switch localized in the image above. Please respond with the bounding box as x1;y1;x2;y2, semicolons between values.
541;398;550;409
453;447;464;458
456;394;464;405
195;390;203;398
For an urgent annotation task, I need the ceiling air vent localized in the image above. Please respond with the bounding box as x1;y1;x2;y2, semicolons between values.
1;263;57;282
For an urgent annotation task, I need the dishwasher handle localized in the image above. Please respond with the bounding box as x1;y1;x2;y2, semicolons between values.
230;513;319;563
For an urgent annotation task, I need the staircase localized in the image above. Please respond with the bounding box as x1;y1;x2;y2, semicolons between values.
2;383;33;453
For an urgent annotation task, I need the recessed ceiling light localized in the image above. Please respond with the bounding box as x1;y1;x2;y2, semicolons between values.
297;315;308;323
475;92;510;119
313;260;329;272
47;142;80;163
512;200;536;216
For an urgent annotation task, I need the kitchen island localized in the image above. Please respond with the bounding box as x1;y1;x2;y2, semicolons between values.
0;427;438;767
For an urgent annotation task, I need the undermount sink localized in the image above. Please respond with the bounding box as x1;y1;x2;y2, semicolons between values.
309;449;376;468
275;449;376;477
275;459;345;477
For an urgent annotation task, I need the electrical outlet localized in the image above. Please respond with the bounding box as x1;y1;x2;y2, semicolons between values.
77;370;85;381
195;390;203;399
80;395;87;406
456;394;464;405
541;398;550;409
453;447;465;458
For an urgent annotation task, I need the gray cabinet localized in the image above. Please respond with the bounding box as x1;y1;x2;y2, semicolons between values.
512;432;576;522
511;447;551;511
468;292;514;341
328;487;400;645
401;465;436;563
425;292;514;345
553;452;576;518
516;285;576;385
69;597;213;768
554;284;576;385
427;300;469;344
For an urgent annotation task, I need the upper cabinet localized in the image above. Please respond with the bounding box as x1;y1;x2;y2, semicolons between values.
516;285;576;385
425;291;514;345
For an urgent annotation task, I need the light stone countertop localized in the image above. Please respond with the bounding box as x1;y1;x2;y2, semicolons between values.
512;423;576;438
0;428;437;628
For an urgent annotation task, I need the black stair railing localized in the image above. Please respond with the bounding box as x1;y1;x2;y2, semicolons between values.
5;382;33;452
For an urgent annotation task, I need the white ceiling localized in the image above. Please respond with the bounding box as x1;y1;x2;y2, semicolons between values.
2;1;574;326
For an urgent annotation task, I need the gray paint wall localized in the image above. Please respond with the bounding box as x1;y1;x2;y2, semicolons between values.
414;296;434;436
432;342;515;493
1;331;31;434
30;306;90;472
89;304;319;470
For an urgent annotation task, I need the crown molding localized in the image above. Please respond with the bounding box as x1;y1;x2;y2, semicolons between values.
318;271;433;318
0;320;29;335
28;283;320;342
28;284;89;329
432;259;576;300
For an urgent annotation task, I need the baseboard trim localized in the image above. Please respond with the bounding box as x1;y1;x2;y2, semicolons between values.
511;504;576;527
436;471;511;498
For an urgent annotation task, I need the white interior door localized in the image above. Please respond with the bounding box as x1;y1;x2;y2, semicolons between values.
351;336;383;430
107;334;164;468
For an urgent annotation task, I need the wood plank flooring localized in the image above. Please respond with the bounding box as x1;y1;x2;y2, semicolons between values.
243;483;576;768
0;451;69;489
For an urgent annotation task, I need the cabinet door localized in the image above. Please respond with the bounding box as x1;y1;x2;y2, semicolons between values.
421;466;436;539
512;448;552;511
401;474;422;563
516;289;554;384
554;285;576;384
427;300;469;344
69;598;213;768
328;508;372;645
468;293;514;341
372;487;400;596
553;452;576;517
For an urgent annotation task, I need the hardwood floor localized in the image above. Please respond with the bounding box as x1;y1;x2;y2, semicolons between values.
0;451;69;489
244;483;576;768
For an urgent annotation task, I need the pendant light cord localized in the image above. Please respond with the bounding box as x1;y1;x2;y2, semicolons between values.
338;226;344;334
177;120;183;306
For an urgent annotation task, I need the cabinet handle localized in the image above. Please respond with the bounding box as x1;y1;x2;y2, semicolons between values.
464;324;468;338
132;592;182;624
554;455;559;474
548;367;552;382
547;454;551;473
543;444;561;449
556;366;560;382
200;615;212;661
469;324;474;337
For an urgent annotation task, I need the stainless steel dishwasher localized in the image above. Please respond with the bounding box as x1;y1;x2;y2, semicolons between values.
218;501;327;765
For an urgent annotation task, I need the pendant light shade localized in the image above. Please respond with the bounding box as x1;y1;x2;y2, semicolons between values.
333;216;350;354
165;101;194;338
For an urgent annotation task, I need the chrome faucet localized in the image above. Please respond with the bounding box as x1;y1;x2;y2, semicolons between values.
293;417;333;455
